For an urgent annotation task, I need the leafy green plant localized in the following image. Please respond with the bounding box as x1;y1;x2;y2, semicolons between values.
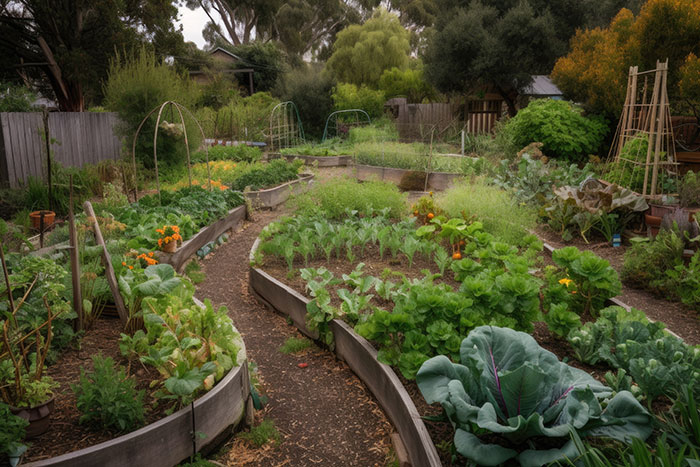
543;303;582;338
229;159;302;191
551;246;621;316
504;99;608;162
621;228;685;297
416;326;652;466
0;402;27;466
72;355;145;432
191;145;261;163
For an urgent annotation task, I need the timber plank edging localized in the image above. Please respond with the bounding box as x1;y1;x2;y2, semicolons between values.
267;152;352;167
25;358;249;467
244;173;314;209
248;237;442;467
355;164;463;191
162;205;246;272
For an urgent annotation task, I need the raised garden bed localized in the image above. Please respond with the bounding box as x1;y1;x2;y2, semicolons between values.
267;152;352;167
244;173;314;209
161;205;246;272
248;238;441;467
355;164;462;191
25;361;250;467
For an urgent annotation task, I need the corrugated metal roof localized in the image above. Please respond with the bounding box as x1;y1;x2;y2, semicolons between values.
522;75;563;96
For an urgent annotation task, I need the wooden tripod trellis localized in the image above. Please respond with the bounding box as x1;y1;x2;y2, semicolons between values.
605;59;678;199
268;101;304;152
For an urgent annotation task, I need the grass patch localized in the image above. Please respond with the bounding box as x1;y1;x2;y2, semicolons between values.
436;178;537;246
289;177;407;220
237;419;281;447
184;260;206;284
279;337;312;354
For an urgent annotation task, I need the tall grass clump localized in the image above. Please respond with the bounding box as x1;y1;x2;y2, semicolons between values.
436;179;537;245
347;119;399;144
290;178;407;219
103;48;201;169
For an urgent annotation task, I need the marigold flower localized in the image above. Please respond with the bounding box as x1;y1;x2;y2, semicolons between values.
128;265;134;270
122;261;127;266
558;278;573;287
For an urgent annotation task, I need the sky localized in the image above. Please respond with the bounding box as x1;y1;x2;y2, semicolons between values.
177;4;210;49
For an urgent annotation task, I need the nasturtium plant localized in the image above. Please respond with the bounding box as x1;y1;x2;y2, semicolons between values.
417;326;652;466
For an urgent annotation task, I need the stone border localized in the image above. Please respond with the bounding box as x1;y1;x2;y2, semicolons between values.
162;205;246;273
26;361;249;467
355;164;462;191
244;174;314;209
248;238;441;467
267;152;352;167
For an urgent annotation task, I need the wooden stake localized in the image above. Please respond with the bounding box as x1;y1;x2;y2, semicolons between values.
83;201;129;326
68;175;83;331
650;60;669;197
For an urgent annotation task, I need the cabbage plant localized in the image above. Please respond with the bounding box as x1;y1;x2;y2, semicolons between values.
416;326;652;466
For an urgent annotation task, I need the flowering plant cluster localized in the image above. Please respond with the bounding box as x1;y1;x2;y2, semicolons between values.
156;225;182;248
137;252;158;266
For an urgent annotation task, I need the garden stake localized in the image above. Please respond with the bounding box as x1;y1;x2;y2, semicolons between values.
68;175;83;331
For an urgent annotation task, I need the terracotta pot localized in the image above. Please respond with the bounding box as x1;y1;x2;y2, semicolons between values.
161;240;177;253
29;210;55;231
10;397;55;439
644;213;661;236
650;204;700;222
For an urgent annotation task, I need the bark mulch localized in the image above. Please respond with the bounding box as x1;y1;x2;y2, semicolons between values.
195;208;394;467
536;226;700;345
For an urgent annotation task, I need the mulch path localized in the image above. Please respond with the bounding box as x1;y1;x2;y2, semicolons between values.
23;318;167;463
195;207;394;467
536;226;700;345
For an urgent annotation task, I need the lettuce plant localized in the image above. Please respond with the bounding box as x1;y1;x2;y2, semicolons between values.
417;326;652;466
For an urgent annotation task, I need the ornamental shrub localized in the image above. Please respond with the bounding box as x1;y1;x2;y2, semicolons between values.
504;99;608;161
72;355;145;432
332;83;385;120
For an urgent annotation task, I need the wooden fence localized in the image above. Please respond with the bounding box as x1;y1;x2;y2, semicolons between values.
0;112;123;188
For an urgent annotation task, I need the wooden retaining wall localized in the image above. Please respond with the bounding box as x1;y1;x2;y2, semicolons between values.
244;174;313;209
0;112;122;188
248;238;442;467
355;164;462;191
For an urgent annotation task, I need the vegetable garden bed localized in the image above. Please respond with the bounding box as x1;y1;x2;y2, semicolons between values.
248;238;442;467
355;164;462;191
267;152;352;167
244;173;314;209
25;359;249;467
161;205;246;272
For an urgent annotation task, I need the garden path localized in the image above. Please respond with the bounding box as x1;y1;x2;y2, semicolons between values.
196;205;394;466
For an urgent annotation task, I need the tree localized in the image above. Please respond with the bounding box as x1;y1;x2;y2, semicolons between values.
0;0;183;111
325;8;410;88
423;1;560;116
378;66;436;103
222;41;285;92
552;0;700;117
185;0;368;58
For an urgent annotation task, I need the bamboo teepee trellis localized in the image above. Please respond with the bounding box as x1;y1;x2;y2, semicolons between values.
605;60;678;199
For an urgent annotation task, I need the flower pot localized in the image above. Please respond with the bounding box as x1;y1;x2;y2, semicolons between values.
161;240;177;253
644;213;661;236
29;210;55;231
10;397;55;439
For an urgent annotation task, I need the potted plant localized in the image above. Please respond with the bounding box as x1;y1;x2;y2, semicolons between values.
156;225;182;253
28;210;55;231
1;300;60;438
0;402;28;467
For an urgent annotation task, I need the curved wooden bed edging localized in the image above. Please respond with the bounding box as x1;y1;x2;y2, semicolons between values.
248;238;442;467
163;205;247;273
244;173;314;209
25;362;249;467
25;294;250;467
267;153;352;167
355;164;463;191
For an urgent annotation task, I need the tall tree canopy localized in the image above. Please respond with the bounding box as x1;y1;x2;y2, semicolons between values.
185;0;371;58
0;0;183;111
422;0;641;116
552;0;700;117
325;8;411;88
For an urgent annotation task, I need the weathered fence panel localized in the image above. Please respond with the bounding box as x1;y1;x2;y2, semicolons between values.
392;102;460;143
0;112;123;188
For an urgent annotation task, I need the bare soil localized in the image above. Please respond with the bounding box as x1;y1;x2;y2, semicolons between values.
196;207;395;467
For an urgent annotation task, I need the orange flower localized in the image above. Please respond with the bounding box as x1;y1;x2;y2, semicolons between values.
121;261;127;266
128;265;134;270
148;252;154;257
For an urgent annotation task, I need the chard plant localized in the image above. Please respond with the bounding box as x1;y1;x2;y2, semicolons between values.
400;236;420;268
417;326;652;467
433;247;452;275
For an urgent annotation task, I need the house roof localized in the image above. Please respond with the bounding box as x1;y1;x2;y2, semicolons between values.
208;47;241;61
522;75;563;97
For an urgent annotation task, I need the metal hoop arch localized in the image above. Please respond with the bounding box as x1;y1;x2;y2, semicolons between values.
321;109;371;142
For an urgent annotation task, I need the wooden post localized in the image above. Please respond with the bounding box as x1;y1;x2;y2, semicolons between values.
650;60;668;197
42;109;53;212
642;63;662;197
68;175;83;331
83;201;129;326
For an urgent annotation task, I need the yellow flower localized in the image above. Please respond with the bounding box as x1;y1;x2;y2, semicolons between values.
558;278;573;287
